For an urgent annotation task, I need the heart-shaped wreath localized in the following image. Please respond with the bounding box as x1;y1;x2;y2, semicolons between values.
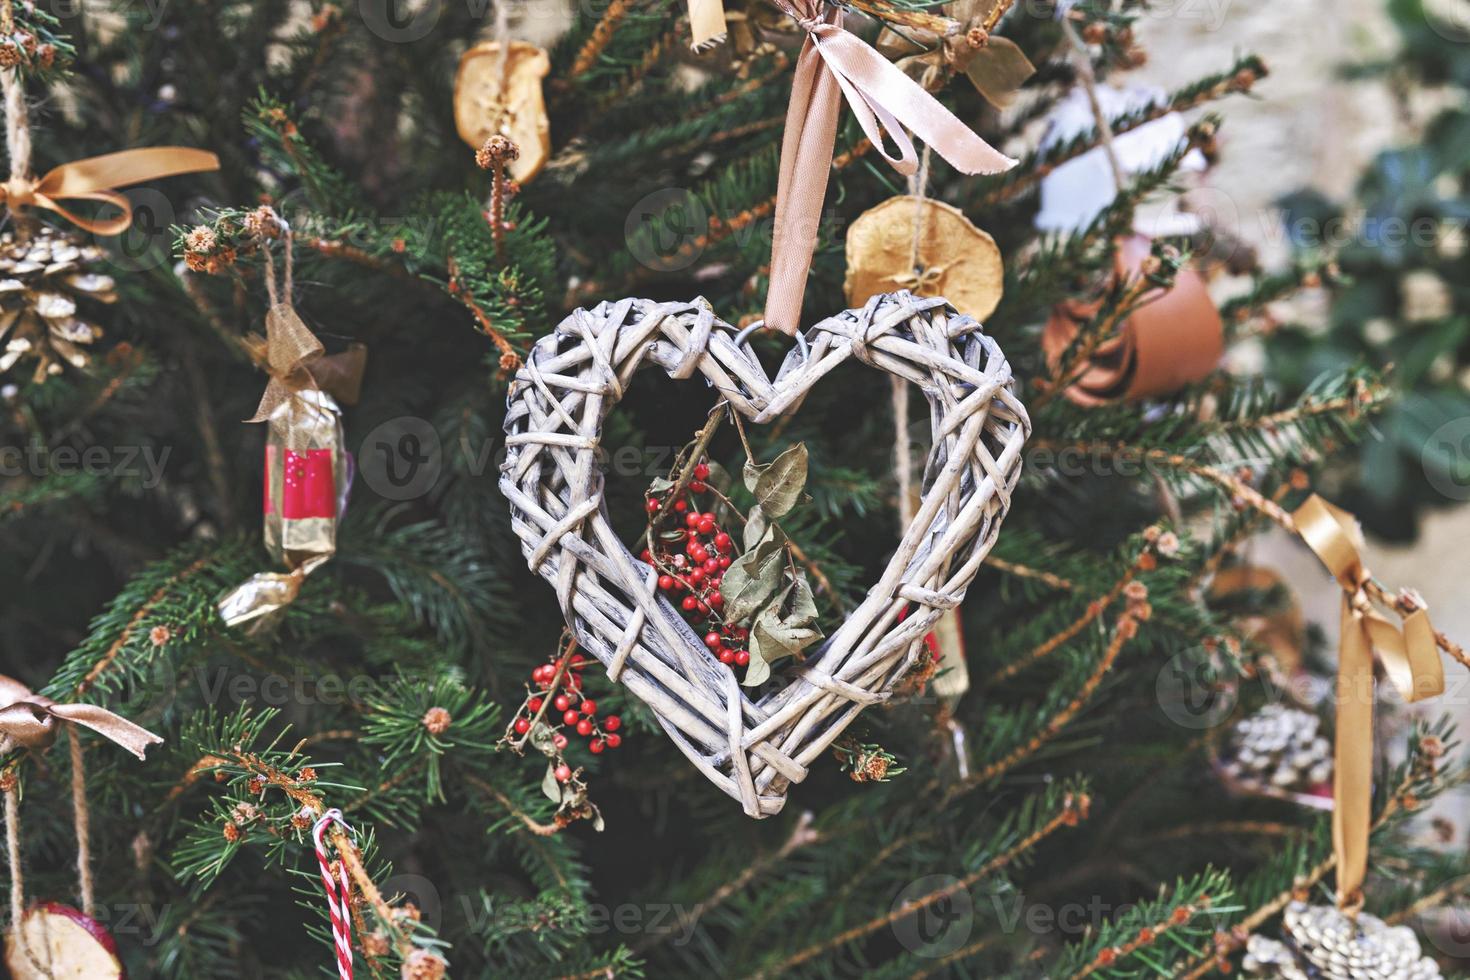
501;291;1028;816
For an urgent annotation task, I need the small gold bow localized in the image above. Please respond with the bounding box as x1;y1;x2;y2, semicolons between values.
246;305;367;423
0;674;162;761
0;147;220;236
1294;495;1443;911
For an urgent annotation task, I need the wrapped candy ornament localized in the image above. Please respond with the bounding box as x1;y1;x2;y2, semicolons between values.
217;228;365;630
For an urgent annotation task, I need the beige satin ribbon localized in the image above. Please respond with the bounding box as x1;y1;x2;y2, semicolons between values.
0;147;220;235
763;0;1016;335
1294;495;1443;911
246;305;367;423
0;674;162;761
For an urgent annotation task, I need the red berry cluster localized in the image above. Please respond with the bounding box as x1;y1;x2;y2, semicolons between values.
511;651;624;761
640;462;753;673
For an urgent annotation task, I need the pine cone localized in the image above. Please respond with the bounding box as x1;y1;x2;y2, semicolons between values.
0;226;117;383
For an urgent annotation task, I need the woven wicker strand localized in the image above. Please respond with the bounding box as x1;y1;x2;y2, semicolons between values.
501;291;1028;817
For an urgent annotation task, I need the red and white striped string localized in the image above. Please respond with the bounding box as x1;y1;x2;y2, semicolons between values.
312;808;355;980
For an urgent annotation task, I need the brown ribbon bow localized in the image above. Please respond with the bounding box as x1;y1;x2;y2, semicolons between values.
0;674;162;761
246;305;367;423
763;0;1017;335
1294;495;1443;911
0;147;221;236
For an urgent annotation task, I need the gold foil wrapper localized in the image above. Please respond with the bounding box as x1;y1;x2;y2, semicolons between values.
219;390;346;631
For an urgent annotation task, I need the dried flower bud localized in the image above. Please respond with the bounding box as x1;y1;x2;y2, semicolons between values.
363;931;391;957
422;706;452;735
476;134;520;170
231;802;259;825
1155;531;1181;557
36;43;54;68
184;225;218;253
1081;22;1107;43
244;206;282;240
247;776;266;795
402;947;448;980
149;624;172;646
222;821;242;843
0;42;22;68
299;767;318;782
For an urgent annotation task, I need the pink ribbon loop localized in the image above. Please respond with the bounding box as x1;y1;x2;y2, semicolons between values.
763;0;1018;334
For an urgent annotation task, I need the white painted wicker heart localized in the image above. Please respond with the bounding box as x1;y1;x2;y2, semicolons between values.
500;291;1029;817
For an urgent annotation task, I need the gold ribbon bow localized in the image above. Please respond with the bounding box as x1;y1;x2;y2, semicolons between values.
0;674;162;761
0;147;221;236
763;0;1017;335
246;305;367;423
1294;495;1443;911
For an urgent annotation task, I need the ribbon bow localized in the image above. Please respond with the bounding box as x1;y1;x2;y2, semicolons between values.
0;674;162;761
763;0;1016;335
1294;495;1443;911
0;147;221;236
247;305;367;423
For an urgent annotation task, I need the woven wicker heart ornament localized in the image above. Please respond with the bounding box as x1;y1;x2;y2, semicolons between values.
501;292;1028;816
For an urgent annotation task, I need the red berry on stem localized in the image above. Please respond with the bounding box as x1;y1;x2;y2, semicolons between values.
528;697;543;712
709;591;724;609
553;733;568;749
685;513;700;529
714;532;732;550
581;700;596;715
554;694;570;712
658;574;675;591
567;673;582;690
605;733;622;749
562;709;580;726
703;558;720;575
576;718;594;737
555;764;572;782
719;648;736;665
697;517;715;534
673;498;688;512
513;717;530;734
690;480;708;493
604;715;621;731
718;556;732;569
646;498;661;513
589;739;605;754
735;650;751;666
682;595;698;611
694;462;710;480
689;568;705;585
705;631;722;648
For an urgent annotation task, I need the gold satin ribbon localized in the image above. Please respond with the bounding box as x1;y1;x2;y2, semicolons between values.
0;147;221;236
0;674;162;761
246;304;367;423
1294;495;1443;911
763;0;1017;335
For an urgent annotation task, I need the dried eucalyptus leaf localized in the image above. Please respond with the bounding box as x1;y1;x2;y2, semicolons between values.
529;720;558;754
743;505;768;552
786;576;819;626
753;443;808;518
723;530;786;623
706;460;734;493
541;763;563;804
742;648;772;687
755;603;822;659
742;458;765;494
647;476;677;494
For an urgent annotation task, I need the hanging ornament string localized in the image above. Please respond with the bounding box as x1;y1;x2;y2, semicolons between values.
1292;495;1444;913
0;674;163;967
312;809;355;980
0;0;218;236
762;0;1017;335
